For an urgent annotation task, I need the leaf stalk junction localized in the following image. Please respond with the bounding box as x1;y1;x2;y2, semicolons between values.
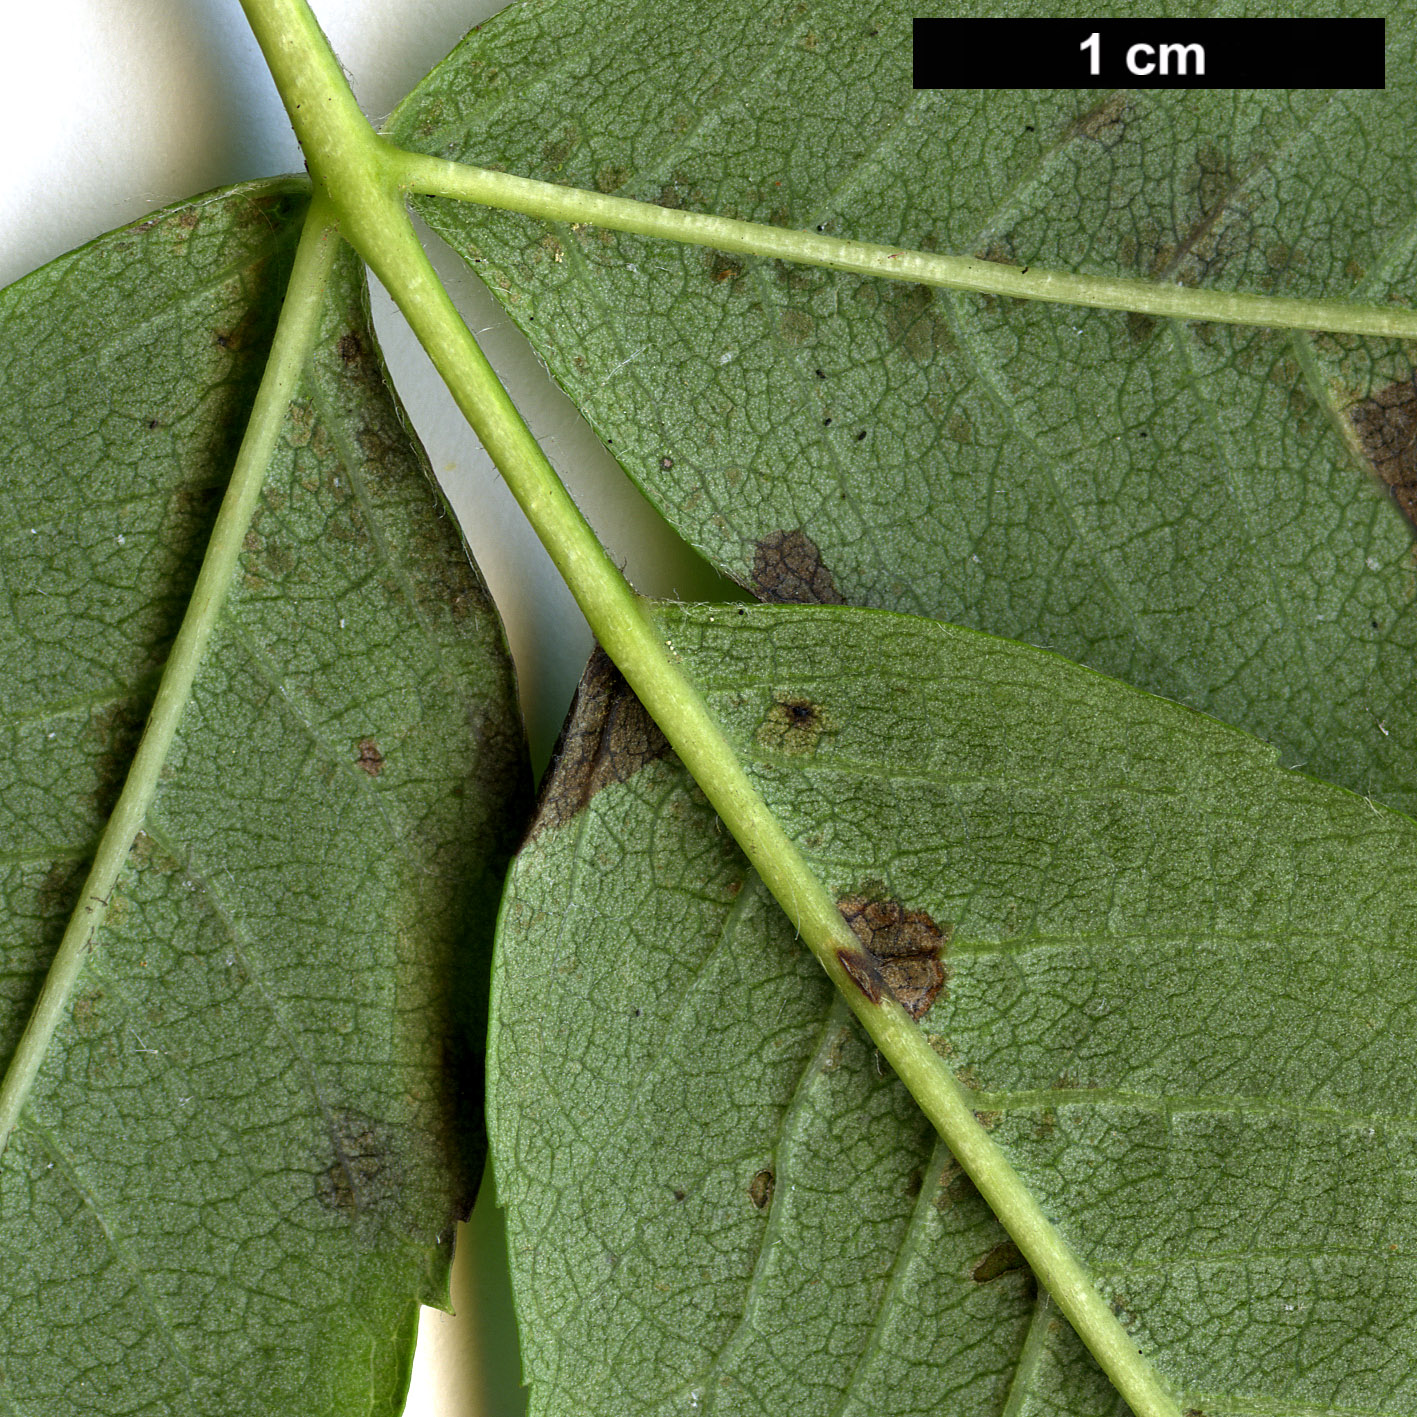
237;3;1194;1413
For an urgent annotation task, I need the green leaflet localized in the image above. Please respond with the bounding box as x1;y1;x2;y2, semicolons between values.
495;602;1417;1416
0;180;529;1415
388;0;1417;816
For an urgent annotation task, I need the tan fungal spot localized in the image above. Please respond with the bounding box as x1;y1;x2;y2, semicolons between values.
526;647;674;839
751;528;847;604
756;693;830;757
972;1240;1027;1283
355;738;384;776
748;1168;775;1210
838;889;951;1020
1071;91;1130;143
1346;375;1417;525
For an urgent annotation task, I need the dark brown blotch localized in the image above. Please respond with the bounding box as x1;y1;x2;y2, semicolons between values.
934;1163;980;1212
756;693;829;757
526;646;675;840
1126;312;1157;344
972;1240;1027;1283
836;946;885;1006
854;280;955;362
355;738;385;776
838;890;951;1020
748;1168;775;1210
1346;374;1417;525
337;331;364;366
211;295;268;358
751;528;847;605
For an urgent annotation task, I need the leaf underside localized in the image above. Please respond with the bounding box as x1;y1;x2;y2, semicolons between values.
391;0;1417;815
499;602;1417;1417
390;0;1417;1412
0;180;529;1416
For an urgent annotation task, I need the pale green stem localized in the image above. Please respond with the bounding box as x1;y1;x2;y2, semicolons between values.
239;3;1183;1412
366;233;1185;1417
0;196;340;1158
394;150;1417;341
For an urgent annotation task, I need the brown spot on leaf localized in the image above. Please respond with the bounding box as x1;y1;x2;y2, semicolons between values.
778;307;814;345
1126;312;1157;344
934;1163;979;1212
1151;144;1248;286
314;1108;396;1220
1347;375;1417;524
756;693;830;757
855;281;954;362
838;889;951;1020
527;646;675;839
337;331;364;365
836;946;885;1005
355;738;385;776
37;857;88;921
540;130;576;170
749;1168;775;1210
211;297;267;357
707;251;746;286
972;1240;1027;1283
86;698;148;817
751;528;847;604
1071;91;1130;143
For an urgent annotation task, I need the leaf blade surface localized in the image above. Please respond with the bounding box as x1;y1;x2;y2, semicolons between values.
0;181;529;1416
494;604;1417;1416
389;0;1417;814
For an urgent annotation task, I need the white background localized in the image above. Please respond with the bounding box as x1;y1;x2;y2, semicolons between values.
1;1;724;1411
